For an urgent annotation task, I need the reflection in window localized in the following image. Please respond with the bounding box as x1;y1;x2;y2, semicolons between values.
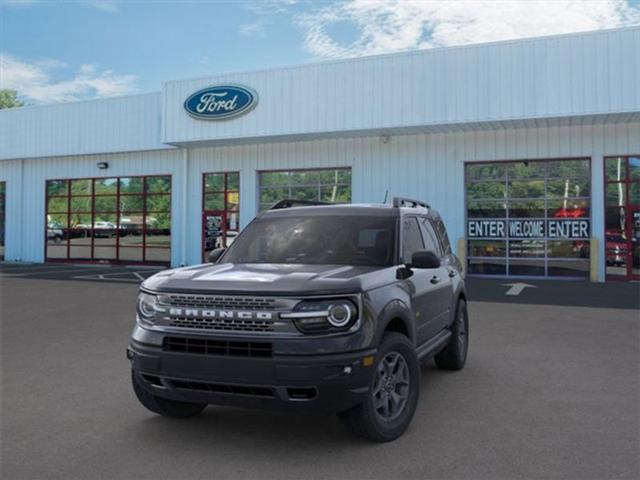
468;240;506;257
604;155;640;280
465;158;591;277
0;182;5;260
45;176;171;264
258;168;351;211
508;240;546;258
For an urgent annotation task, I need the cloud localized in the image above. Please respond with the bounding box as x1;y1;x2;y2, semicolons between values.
239;20;266;36
298;0;640;58
0;52;138;103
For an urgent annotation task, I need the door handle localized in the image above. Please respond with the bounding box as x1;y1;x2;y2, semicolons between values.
430;275;440;284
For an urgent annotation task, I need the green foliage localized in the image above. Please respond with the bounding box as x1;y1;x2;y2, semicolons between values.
0;90;24;109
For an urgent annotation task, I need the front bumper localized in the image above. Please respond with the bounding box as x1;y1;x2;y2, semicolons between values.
128;327;377;414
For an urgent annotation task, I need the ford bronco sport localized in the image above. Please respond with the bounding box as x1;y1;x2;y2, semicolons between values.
128;197;469;441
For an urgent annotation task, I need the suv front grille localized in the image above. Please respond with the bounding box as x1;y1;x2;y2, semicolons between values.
166;294;277;311
163;336;273;358
168;316;274;332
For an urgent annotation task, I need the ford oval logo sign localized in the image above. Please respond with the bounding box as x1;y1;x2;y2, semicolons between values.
184;85;258;120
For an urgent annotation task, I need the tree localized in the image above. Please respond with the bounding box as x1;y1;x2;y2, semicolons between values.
0;90;24;109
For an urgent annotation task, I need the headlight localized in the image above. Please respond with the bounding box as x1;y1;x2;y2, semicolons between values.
137;292;159;324
327;303;353;327
281;299;358;334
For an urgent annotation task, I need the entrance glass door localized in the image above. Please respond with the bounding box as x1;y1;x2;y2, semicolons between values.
604;156;640;281
631;207;640;280
202;172;239;261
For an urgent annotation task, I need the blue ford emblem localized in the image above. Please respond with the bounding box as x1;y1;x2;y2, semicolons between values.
184;85;258;120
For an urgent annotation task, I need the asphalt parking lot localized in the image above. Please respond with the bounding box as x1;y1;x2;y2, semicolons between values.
1;263;639;479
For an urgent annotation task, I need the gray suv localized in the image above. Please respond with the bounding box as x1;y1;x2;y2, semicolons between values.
128;197;468;441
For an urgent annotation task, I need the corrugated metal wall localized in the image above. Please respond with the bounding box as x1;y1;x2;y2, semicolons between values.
0;93;170;160
1;121;638;280
163;28;640;145
0;149;185;264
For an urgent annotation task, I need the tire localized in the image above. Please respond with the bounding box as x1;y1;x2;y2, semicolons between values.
434;299;469;371
338;332;420;442
131;370;206;418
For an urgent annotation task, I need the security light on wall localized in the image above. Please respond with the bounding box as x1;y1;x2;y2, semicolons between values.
97;162;109;170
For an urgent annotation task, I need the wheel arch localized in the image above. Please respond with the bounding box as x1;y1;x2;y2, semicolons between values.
375;300;416;346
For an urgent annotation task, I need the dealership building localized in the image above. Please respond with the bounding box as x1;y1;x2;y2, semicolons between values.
1;27;639;281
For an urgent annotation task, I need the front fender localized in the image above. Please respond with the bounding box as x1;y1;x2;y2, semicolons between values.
373;299;416;347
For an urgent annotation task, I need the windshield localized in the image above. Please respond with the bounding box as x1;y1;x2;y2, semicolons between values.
222;214;397;266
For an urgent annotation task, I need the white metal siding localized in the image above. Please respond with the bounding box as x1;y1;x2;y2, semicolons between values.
0;93;170;161
181;121;639;281
1;149;185;265
163;28;640;145
2;120;638;281
0;160;23;261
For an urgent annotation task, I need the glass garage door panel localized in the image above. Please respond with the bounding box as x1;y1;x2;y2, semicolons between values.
258;168;352;212
604;156;640;281
0;182;5;260
45;176;171;265
465;159;591;278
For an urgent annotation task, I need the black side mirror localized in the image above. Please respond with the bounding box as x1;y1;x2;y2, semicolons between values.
410;250;441;269
208;248;226;263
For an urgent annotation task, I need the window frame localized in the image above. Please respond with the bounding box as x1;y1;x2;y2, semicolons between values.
0;181;5;260
44;174;171;265
603;155;640;281
464;157;592;278
201;171;240;261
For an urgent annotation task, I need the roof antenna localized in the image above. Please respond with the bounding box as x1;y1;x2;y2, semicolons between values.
383;190;389;204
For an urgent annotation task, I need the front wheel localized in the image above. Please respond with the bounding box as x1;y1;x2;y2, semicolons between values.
434;298;469;371
338;332;420;442
132;371;206;418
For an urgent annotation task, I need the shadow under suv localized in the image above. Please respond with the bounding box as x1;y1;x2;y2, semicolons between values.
128;197;469;441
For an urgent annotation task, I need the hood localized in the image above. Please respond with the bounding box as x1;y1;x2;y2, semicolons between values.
142;262;397;296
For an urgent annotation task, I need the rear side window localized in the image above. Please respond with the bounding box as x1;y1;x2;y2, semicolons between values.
402;217;424;263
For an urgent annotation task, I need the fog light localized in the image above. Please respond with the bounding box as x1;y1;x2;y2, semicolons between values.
362;355;375;367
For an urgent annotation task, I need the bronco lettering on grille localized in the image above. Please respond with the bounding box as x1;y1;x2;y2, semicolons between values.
168;308;274;321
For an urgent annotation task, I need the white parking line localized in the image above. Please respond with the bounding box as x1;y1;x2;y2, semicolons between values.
0;267;113;276
72;271;149;283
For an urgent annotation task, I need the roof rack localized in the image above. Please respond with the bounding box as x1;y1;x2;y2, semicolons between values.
269;199;332;210
392;196;430;209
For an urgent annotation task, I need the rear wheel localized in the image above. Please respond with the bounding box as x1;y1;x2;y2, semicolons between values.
338;332;419;442
131;371;206;418
434;299;469;370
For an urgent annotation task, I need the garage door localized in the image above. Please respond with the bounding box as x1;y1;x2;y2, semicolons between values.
45;176;171;265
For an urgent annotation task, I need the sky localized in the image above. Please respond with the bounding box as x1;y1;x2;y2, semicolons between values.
1;0;640;105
